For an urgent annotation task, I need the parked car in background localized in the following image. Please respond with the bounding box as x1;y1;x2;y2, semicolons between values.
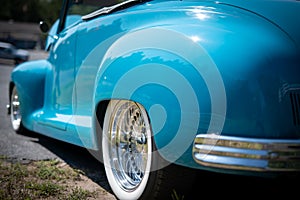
0;41;29;65
7;0;300;199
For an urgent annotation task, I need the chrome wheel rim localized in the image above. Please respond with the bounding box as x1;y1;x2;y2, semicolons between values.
104;100;152;192
10;87;22;130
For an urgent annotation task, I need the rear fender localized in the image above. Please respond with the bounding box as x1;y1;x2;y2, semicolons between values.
87;28;227;163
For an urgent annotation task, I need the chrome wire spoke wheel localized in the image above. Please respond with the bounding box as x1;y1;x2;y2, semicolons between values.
10;86;22;131
102;100;152;199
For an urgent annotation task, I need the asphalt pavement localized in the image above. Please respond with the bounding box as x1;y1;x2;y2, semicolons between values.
0;52;59;161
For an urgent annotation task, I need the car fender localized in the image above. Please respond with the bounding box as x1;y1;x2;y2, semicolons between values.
11;60;51;130
80;27;226;163
92;27;297;165
74;1;300;164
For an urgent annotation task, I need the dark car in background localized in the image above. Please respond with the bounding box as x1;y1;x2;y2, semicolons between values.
0;41;29;64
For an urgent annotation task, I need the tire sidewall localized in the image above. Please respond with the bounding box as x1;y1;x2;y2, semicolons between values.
102;100;152;200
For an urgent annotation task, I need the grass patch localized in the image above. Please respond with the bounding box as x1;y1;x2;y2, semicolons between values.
0;157;97;200
68;187;94;200
36;160;67;181
26;181;63;197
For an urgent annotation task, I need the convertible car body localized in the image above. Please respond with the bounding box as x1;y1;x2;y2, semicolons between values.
8;0;300;199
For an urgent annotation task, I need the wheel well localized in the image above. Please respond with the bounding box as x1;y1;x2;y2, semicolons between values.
96;100;110;130
95;100;110;158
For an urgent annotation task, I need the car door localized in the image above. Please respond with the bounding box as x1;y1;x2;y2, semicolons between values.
41;0;107;131
42;0;80;130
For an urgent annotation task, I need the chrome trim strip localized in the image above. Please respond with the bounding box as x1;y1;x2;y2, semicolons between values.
193;134;300;171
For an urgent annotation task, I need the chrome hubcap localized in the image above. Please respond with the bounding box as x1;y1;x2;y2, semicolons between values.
108;101;151;191
10;87;21;130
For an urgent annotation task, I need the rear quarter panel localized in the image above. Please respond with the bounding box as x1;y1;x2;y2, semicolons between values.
73;0;300;168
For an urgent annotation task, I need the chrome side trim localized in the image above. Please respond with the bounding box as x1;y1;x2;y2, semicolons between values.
193;134;300;171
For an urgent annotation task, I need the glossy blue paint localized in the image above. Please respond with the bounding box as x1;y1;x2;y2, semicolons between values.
10;0;300;175
11;60;51;130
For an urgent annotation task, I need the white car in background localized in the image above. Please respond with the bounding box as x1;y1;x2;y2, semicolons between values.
0;42;29;65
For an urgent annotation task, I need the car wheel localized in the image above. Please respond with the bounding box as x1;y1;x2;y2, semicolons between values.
10;85;26;133
102;100;195;200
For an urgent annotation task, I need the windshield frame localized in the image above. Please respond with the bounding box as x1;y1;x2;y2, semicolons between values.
81;0;150;20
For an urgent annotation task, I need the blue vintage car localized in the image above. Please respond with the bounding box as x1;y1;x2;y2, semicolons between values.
8;0;300;199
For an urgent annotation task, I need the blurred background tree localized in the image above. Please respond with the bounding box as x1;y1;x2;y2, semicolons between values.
0;0;62;25
0;0;63;49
